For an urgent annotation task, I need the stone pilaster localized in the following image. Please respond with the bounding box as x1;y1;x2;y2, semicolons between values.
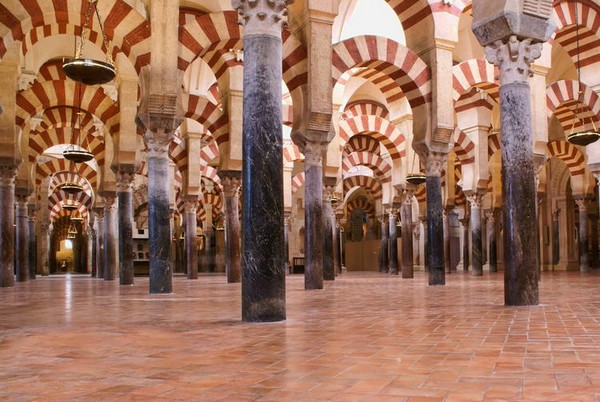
575;198;590;273
302;141;327;289
144;130;173;293
233;0;291;321
27;203;37;279
184;197;199;280
378;214;389;273
116;167;135;285
467;193;484;276
322;185;335;281
0;165;17;287
388;207;399;275
103;192;119;281
219;170;242;283
486;209;498;273
15;192;29;282
401;190;414;278
423;151;447;285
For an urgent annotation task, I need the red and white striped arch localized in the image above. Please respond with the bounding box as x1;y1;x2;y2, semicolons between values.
342;152;392;183
49;187;93;212
338;115;406;160
546;79;600;132
343;175;383;200
201;140;221;166
453;130;476;165
343;101;390;120
552;2;600;70
283;143;303;167
547;140;586;176
344;135;381;156
453;59;499;102
345;197;375;222
36;159;98;189
1;0;150;73
291;173;305;194
414;184;426;204
338;68;407;111
49;171;93;197
385;0;434;45
488;131;501;158
182;93;228;145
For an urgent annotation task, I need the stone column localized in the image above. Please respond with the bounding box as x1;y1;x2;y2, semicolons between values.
145;131;173;293
423;152;447;285
323;185;335;281
467;193;483;276
388;207;399;275
401;190;414;278
28;203;37;279
15;193;29;282
93;208;104;279
487;209;498;272
204;203;215;272
575;198;590;273
484;36;545;305
332;212;342;276
459;217;470;272
220;171;242;283
102;193;118;281
234;0;290;321
443;206;452;274
552;208;560;266
184;197;199;279
379;214;389;273
39;222;50;276
116;168;135;285
87;225;94;276
0;165;17;287
284;213;292;274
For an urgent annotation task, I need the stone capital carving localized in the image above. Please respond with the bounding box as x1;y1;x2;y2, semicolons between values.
402;189;415;206
421;151;447;177
484;35;542;85
102;193;118;211
378;214;388;225
219;170;242;197
323;185;335;202
301;141;328;167
144;129;173;159
386;207;398;219
485;210;495;223
0;165;18;187
233;0;292;37
552;209;560;220
116;166;136;192
466;194;483;208
184;197;199;214
575;198;588;212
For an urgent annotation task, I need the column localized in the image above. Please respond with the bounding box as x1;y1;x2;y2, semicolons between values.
459;217;470;272
145;131;173;293
323;186;335;281
575;198;590;273
401;190;414;278
424;152;447;285
204;203;215;272
184;197;199;279
552;209;560;266
93;208;104;279
0;165;17;287
484;35;545;305
467;193;483;276
220;171;242;283
117;168;135;285
28;203;37;279
87;226;94;277
487;209;498;272
332;213;341;276
15;193;29;282
284;213;292;274
234;0;290;321
443;206;452;274
39;222;50;276
379;214;389;273
388;207;399;275
103;193;118;281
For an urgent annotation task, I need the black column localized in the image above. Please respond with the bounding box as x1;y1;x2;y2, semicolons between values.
388;208;399;275
117;169;135;285
423;153;446;286
401;193;414;278
323;189;335;281
28;204;37;279
379;215;389;273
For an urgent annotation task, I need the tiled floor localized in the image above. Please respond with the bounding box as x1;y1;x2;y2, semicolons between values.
2;271;600;401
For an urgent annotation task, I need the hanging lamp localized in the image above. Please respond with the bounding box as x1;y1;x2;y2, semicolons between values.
566;11;600;146
62;203;78;211
406;148;426;186
61;181;84;194
62;0;115;85
63;83;94;163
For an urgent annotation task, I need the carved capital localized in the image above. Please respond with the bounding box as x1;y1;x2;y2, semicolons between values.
466;194;483;208
0;165;18;187
575;198;588;213
144;129;172;159
218;170;242;197
102;193;118;212
378;214;388;225
184;197;199;214
116;166;136;192
323;185;335;202
386;207;398;219
421;151;447;177
485;210;495;223
484;35;542;85
301;141;327;167
232;0;292;37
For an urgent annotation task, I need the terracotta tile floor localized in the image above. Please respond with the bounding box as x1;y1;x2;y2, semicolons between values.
2;271;600;401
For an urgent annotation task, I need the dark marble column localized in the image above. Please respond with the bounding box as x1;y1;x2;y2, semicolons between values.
401;190;414;278
15;193;29;282
90;226;96;277
388;207;399;275
145;132;173;293
117;168;135;285
443;206;452;274
333;207;343;276
103;193;118;281
552;209;560;266
39;222;50;276
419;216;428;271
284;213;292;274
0;165;17;287
575;198;590;273
184;197;199;280
423;152;447;285
28;203;37;279
485;36;542;305
467;194;483;276
203;203;215;272
460;217;470;272
323;186;335;281
234;0;291;321
220;171;242;283
379;214;389;273
94;208;105;279
487;209;498;272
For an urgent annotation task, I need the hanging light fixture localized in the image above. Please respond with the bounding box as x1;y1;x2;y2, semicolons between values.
62;203;78;211
61;181;84;194
566;11;600;146
406;148;426;186
63;82;94;163
62;0;115;85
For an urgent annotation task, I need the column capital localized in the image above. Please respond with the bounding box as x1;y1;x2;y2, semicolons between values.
218;170;242;197
485;210;496;222
300;140;328;167
101;192;118;211
552;208;561;219
115;165;136;192
418;151;447;177
233;0;292;37
0;164;18;187
144;129;172;159
466;193;483;208
575;197;589;212
378;214;388;224
184;196;199;213
386;207;398;218
15;187;31;204
484;35;543;85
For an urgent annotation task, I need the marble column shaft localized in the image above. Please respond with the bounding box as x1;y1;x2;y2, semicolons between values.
486;36;541;305
117;170;135;285
552;209;560;265
468;195;483;276
576;199;590;273
235;0;290;322
0;166;17;287
487;209;498;272
388;208;399;275
460;218;470;271
401;194;414;278
443;207;451;274
333;215;342;276
39;223;50;276
424;153;446;285
322;188;335;281
28;204;37;279
94;209;105;279
220;172;242;283
284;214;291;275
184;198;199;280
303;142;325;289
15;196;29;282
103;193;119;281
379;215;389;273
